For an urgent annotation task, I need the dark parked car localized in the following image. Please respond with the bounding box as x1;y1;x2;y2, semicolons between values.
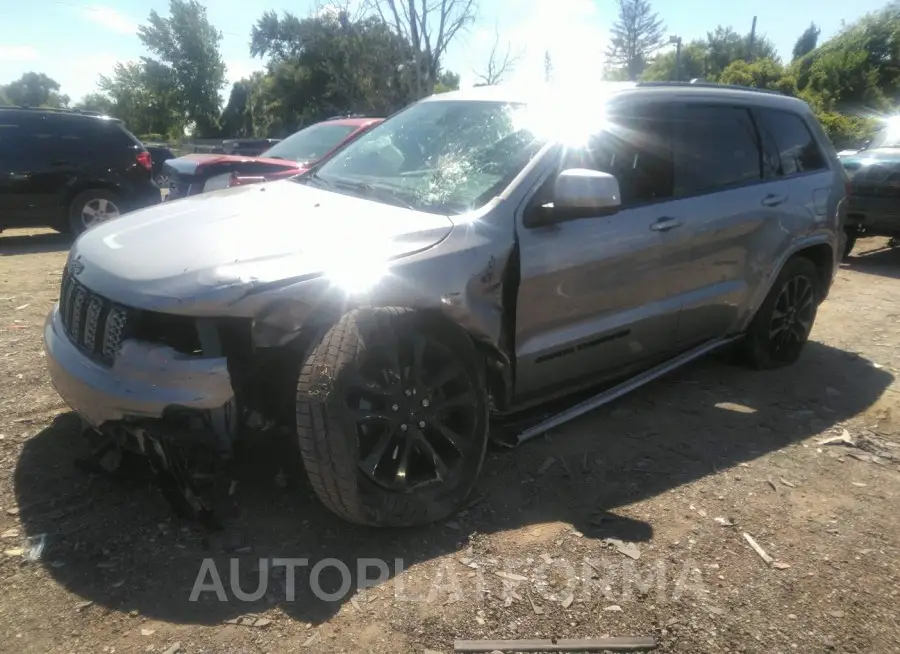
143;144;175;187
839;126;900;257
0;107;160;234
162;116;382;200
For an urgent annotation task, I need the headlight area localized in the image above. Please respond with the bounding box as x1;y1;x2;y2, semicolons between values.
130;307;325;431
203;172;268;193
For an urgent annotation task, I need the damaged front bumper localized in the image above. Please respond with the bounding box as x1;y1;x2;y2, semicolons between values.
44;304;236;447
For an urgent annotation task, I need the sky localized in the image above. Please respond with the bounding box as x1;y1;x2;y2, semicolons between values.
0;0;893;105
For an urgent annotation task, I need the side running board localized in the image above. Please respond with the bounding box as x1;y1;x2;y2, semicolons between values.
517;336;742;445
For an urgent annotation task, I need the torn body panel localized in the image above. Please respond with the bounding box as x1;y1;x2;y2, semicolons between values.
66;178;519;356
47;177;522;447
44;306;235;438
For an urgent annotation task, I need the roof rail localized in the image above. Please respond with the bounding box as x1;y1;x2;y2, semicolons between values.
325;114;370;121
635;81;784;96
0;105;120;119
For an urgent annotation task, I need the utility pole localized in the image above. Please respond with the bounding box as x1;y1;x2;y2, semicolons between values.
669;35;683;81
748;16;757;62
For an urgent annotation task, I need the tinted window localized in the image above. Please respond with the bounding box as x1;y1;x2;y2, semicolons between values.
673;105;762;195
561;110;674;205
0;114;33;157
0;114;63;160
263;123;358;163
755;108;827;176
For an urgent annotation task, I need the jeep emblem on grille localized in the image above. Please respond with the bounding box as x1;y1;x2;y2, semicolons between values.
70;257;85;276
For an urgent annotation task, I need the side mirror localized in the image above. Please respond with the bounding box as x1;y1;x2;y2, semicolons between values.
555;168;621;213
526;168;622;227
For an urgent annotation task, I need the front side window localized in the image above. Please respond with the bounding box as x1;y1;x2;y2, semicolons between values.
559;108;674;206
755;108;827;176
301;100;546;215
263;122;358;163
0;115;61;161
672;105;762;196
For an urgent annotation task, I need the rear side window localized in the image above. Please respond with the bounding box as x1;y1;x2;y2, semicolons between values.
672;105;762;196
754;108;827;176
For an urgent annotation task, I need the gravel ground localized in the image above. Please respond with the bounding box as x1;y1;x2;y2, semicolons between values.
2;229;900;654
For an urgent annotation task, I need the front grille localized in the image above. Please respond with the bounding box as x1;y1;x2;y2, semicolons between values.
59;267;133;365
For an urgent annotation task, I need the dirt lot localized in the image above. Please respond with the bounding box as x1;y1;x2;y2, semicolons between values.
2;228;900;654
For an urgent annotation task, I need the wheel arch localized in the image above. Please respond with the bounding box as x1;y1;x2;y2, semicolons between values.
277;304;514;414
742;236;836;332
59;181;124;229
793;242;836;299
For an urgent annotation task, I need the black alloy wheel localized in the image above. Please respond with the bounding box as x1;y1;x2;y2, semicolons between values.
738;255;821;370
768;274;816;362
345;332;479;493
296;308;489;526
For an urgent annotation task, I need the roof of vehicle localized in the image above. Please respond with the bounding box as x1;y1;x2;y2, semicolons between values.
0;105;121;121
424;81;808;112
317;116;383;128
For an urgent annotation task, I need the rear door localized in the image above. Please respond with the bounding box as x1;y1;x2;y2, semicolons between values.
752;106;836;239
665;102;782;348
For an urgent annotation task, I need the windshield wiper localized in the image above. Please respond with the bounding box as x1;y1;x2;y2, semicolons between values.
301;172;334;189
331;179;417;210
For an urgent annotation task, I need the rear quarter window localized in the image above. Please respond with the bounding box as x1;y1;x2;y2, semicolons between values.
754;108;827;176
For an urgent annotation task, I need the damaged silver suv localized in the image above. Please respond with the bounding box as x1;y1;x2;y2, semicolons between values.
44;82;846;527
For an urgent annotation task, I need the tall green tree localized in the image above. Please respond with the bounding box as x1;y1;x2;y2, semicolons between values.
98;62;182;137
792;2;900;112
718;58;798;95
792;23;820;60
704;26;778;78
138;0;226;136
249;10;415;134
640;40;709;81
1;72;69;108
433;70;461;94
604;0;666;80
219;79;256;137
74;93;115;115
366;0;476;99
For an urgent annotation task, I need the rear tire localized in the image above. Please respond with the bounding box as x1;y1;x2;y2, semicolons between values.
295;308;489;527
737;256;821;370
842;233;857;261
67;189;123;235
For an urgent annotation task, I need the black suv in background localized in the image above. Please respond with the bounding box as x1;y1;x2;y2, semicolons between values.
0;107;161;235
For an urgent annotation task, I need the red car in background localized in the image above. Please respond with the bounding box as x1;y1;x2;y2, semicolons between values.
161;116;383;200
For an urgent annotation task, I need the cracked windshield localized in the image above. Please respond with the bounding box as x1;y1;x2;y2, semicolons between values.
3;0;900;652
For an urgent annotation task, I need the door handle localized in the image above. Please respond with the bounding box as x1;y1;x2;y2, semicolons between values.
762;193;788;207
650;217;683;232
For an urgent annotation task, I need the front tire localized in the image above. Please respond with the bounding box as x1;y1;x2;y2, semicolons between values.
738;256;821;370
295;308;489;527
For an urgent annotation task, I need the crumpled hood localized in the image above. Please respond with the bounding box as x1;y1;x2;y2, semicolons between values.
70;180;454;312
